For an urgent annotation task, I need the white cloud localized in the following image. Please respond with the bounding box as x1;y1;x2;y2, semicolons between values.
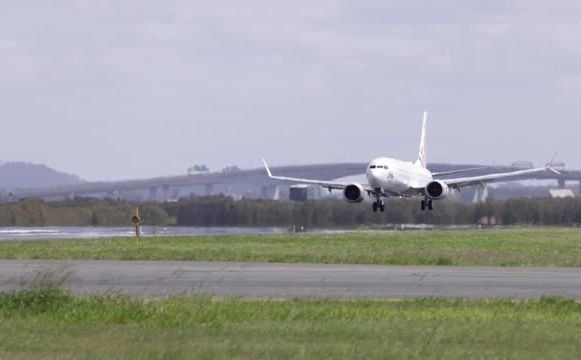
0;39;17;49
1;1;581;179
0;40;40;81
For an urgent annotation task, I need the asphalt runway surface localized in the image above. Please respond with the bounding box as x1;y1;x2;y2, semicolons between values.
1;260;581;300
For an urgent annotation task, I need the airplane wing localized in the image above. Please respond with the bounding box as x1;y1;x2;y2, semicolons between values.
442;165;559;189
432;167;486;177
262;159;374;192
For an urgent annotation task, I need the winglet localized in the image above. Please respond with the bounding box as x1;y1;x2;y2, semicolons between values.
262;158;273;178
545;153;562;175
546;164;561;175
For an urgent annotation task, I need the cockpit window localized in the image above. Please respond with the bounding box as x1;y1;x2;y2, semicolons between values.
370;165;376;169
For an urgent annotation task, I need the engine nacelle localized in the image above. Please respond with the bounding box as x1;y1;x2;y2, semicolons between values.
343;184;366;203
425;180;450;200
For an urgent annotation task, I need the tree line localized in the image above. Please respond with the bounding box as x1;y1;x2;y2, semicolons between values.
0;198;168;227
165;196;581;227
0;196;580;227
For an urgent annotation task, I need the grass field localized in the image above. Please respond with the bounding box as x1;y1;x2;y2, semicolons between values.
1;227;581;267
1;287;581;359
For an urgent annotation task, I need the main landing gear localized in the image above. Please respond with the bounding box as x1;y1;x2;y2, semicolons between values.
421;197;433;211
372;197;385;212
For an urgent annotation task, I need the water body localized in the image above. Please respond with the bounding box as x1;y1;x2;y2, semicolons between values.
0;226;290;241
0;224;487;242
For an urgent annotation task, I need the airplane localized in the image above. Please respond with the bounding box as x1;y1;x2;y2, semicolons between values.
262;111;559;212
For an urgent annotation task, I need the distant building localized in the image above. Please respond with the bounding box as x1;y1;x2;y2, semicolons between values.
187;165;209;175
511;161;533;169
222;166;241;173
549;189;575;198
289;185;310;202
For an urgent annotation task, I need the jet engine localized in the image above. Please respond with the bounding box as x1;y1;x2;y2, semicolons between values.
425;180;449;200
343;184;366;203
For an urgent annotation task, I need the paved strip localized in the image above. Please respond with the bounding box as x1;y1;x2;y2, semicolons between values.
1;260;581;299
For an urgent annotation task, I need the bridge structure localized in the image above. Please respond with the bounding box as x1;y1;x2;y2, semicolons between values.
6;162;581;202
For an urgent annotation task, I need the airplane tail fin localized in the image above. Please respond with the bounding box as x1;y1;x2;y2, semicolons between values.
414;111;428;168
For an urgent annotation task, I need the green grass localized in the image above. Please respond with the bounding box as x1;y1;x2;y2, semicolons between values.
1;227;581;267
1;287;581;359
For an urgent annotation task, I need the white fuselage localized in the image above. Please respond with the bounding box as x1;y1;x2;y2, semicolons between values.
366;157;433;195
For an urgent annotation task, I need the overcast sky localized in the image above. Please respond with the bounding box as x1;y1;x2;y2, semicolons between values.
1;1;580;180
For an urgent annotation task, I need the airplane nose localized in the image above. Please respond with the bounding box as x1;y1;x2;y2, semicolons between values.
367;169;381;186
370;168;383;177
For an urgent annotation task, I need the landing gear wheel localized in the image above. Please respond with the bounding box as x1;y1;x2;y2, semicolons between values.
372;202;378;212
379;200;385;212
421;200;426;211
427;200;433;211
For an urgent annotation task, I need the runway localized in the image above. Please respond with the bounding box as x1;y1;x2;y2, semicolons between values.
1;260;581;300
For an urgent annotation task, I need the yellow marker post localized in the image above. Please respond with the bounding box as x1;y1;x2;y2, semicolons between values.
132;208;142;246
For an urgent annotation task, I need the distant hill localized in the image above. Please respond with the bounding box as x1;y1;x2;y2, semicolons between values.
0;161;83;189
